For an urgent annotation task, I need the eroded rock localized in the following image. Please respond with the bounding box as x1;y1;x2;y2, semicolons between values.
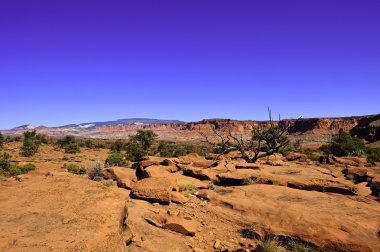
131;177;178;204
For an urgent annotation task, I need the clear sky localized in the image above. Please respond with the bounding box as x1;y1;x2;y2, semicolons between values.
1;0;379;129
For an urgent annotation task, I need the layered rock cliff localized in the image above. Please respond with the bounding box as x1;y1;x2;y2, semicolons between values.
1;114;379;144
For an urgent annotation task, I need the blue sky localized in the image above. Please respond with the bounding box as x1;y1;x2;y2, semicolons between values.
1;0;379;129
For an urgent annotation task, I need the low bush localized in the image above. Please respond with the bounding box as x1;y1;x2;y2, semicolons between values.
64;143;81;154
65;164;86;175
279;144;296;154
259;237;282;252
0;133;4;149
320;132;366;157
56;135;76;148
302;149;320;161
0;152;12;172
0;153;37;176
367;148;380;163
158;141;212;157
287;239;321;252
105;152;129;167
110;140;126;152
178;182;197;192
157;141;187;157
5;136;22;142
87;161;103;181
20;163;37;173
84;140;95;149
56;136;81;153
36;134;49;144
103;179;113;187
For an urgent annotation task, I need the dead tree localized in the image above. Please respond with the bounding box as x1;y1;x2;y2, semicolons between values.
198;127;234;155
200;108;301;163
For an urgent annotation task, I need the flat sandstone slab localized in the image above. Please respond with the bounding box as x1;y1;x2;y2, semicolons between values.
0;172;130;252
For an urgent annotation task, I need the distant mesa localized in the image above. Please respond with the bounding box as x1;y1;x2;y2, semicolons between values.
12;124;36;130
58;118;184;129
2;115;379;145
10;118;184;131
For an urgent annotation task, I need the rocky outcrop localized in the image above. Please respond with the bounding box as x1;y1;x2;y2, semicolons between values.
3;114;379;144
130;177;178;204
102;167;136;189
144;211;200;236
210;184;380;252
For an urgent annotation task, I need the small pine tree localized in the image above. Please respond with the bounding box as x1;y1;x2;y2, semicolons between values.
126;130;157;162
21;130;41;157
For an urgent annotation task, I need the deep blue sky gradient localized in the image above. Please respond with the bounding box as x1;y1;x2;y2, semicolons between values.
1;0;379;129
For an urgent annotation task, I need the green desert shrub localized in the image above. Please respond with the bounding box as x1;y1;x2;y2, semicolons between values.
83;140;95;149
110;140;126;152
65;164;86;175
105;152;129;167
279;144;297;154
366;148;380;163
56;135;76;147
21;130;41;157
56;136;80;153
87;160;103;181
302;149;320;161
13;136;22;142
320;132;366;157
0;153;36;176
0;152;12;172
20;163;37;173
0;133;4;149
182;144;211;156
157;141;187;157
126;130;157;162
178;182;197;192
36;134;49;144
157;141;212;157
64;143;81;154
5;135;22;142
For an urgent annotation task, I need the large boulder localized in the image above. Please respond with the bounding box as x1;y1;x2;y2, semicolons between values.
170;191;189;204
131;177;178;204
217;165;359;195
176;153;203;165
210;184;380;252
0;172;134;251
265;153;286;166
163;214;199;236
135;164;209;190
144;211;199;236
181;166;220;181
283;152;306;161
333;157;367;167
234;163;261;169
102;167;136;189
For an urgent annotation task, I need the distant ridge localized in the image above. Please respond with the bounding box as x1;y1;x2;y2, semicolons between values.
11;118;184;131
1;115;378;145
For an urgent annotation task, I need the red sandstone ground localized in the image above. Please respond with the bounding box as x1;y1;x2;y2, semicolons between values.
0;142;379;251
